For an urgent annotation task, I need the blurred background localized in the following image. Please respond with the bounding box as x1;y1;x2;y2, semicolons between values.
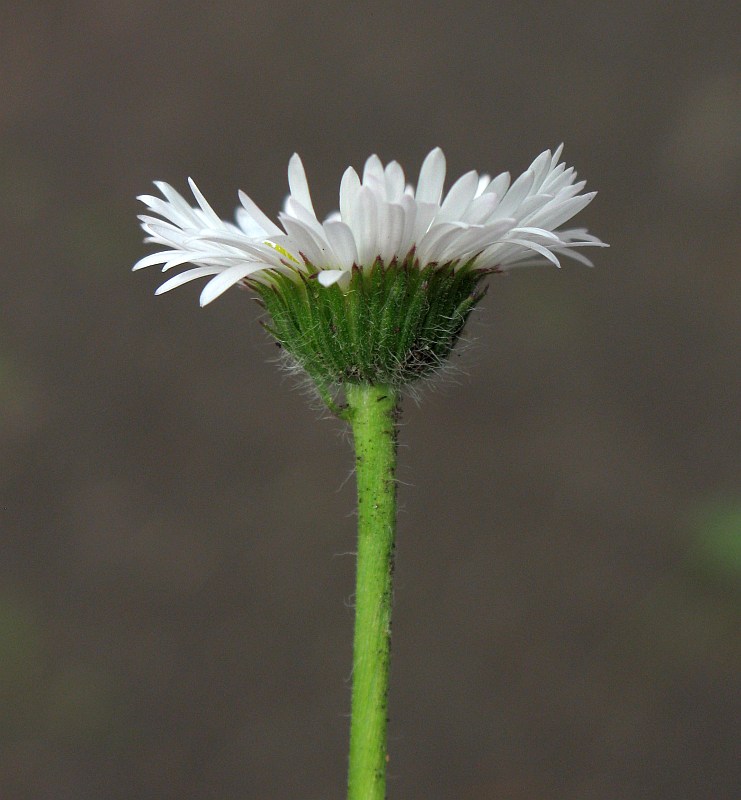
1;1;739;798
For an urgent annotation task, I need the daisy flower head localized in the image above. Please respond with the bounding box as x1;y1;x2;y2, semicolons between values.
135;147;606;387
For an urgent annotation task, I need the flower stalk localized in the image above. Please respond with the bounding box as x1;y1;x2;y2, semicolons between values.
345;382;399;800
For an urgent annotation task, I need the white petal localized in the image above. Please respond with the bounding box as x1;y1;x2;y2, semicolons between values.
384;161;405;201
415;147;446;204
416;222;464;264
279;216;329;265
525;192;597;231
351;187;379;265
287;153;316;216
317;269;347;287
550;143;565;169
133;251;175;271
153;181;196;215
339;166;361;222
440;170;480;219
362;154;385;188
509;226;561;242
495;169;535;217
557;228;608;247
155;267;222;294
323;220;358;269
398;194;418;257
553;247;595;267
377;202;405;263
542;164;571;193
162;253;202;272
137;195;197;229
514;194;554;220
235;208;267;237
475;173;491;197
410;201;439;243
145;221;196;244
284;196;324;235
528;149;553;191
506;238;562;267
461;192;501;224
187;178;224;227
192;232;278;261
438;218;516;262
483;171;511;199
199;263;267;306
238;190;283;236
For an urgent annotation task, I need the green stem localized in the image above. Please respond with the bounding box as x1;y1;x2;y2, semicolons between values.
345;382;399;800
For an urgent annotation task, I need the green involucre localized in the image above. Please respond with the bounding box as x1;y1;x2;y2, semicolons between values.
250;257;489;387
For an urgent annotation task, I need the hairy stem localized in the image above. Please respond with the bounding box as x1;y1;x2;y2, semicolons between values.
345;383;399;800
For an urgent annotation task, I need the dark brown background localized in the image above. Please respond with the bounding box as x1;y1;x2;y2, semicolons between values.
1;1;740;798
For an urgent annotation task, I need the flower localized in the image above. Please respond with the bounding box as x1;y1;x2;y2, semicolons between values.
134;146;607;306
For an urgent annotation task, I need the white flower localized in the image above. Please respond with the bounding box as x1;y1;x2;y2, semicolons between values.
134;146;607;306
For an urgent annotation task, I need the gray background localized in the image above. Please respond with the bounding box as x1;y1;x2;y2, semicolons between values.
1;1;740;798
